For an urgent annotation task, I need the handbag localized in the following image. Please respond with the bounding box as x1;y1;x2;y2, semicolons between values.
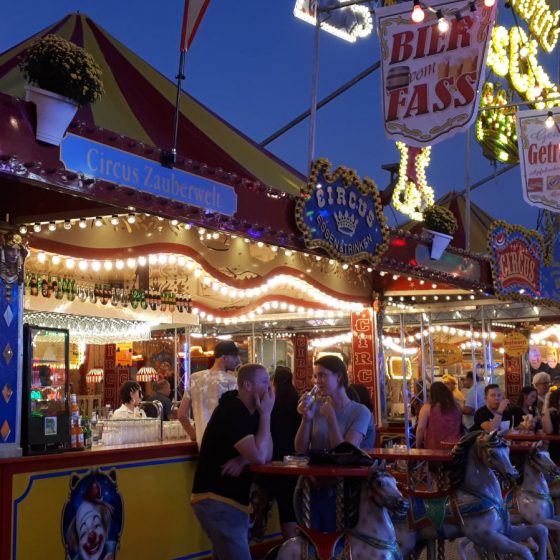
309;441;373;467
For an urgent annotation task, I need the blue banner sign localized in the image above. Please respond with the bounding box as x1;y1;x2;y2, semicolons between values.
296;159;388;264
60;134;237;216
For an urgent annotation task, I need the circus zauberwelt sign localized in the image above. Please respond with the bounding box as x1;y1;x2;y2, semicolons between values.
296;159;388;264
60;134;237;216
377;0;497;147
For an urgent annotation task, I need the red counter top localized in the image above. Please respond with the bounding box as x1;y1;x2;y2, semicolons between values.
0;440;198;474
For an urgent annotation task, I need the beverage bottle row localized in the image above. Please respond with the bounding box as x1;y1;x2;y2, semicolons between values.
25;273;193;313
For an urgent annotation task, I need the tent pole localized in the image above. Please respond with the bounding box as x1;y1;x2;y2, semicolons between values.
308;10;321;172
165;49;187;168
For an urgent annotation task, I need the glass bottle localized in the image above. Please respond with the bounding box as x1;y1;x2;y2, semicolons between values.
82;416;92;449
30;273;38;296
41;275;49;297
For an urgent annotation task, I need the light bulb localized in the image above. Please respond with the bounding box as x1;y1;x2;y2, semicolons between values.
170;219;179;226
411;1;424;22
64;220;72;230
48;221;56;232
66;258;75;269
79;218;87;229
104;261;113;271
111;215;119;225
19;225;28;234
94;217;103;227
78;260;88;271
546;111;555;128
33;223;42;233
52;255;61;265
37;252;46;263
484;0;494;6
127;213;136;224
437;10;449;32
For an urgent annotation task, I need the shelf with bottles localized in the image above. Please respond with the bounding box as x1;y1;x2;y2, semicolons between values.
24;272;194;313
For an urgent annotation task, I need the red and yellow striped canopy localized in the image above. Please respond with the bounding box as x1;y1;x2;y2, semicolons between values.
0;13;304;194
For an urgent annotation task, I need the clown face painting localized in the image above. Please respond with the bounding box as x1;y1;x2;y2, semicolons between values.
62;468;123;560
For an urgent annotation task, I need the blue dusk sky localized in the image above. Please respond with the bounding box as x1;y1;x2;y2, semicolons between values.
1;1;555;230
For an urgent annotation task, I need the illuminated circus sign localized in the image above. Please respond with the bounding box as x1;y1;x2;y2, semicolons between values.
296;159;388;264
488;221;543;300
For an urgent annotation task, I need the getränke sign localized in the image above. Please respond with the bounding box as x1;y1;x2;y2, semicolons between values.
377;0;497;147
516;108;560;212
296;159;388;264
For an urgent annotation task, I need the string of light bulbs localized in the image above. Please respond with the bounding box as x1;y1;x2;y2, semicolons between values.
30;249;364;314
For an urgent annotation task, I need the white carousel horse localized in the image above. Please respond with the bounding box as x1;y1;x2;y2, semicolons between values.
513;443;560;532
394;431;549;560
276;460;408;560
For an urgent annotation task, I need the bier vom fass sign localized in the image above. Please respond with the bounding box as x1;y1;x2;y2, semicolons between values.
296;159;388;264
60;134;237;216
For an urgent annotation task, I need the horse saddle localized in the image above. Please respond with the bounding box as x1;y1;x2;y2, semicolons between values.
298;526;350;560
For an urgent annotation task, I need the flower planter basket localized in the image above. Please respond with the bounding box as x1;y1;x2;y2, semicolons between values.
25;85;78;146
424;229;453;260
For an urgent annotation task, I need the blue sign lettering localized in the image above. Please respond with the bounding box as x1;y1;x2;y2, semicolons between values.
60;134;237;216
296;159;388;264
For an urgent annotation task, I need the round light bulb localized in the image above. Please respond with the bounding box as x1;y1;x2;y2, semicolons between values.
19;225;28;234
79;219;87;229
94;217;103;227
78;260;88;271
111;215;119;225
546;112;555;128
37;252;46;263
411;3;425;22
33;223;42;233
64;220;72;230
438;17;449;33
66;258;75;269
52;255;61;265
48;221;56;232
127;213;136;224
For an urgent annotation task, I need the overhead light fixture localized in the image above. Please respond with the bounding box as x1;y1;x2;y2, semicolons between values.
33;223;42;233
63;220;72;230
94;217;103;227
79;218;87;229
111;215;119;225
127;213;136;224
19;225;28;234
48;221;56;232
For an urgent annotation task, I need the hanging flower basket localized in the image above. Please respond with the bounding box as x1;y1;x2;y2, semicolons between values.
421;205;458;260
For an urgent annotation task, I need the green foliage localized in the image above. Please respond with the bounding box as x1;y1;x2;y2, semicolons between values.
19;35;104;106
423;205;458;236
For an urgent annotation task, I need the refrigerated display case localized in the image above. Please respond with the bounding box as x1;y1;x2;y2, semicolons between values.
22;325;70;454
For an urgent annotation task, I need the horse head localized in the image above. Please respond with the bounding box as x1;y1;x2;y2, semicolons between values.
527;441;560;481
477;430;518;484
366;460;408;514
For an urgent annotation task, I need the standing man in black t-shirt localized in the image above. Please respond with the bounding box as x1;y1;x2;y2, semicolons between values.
191;363;274;560
472;384;512;432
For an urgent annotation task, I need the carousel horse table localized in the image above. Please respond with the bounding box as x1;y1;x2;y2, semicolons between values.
252;448;453;560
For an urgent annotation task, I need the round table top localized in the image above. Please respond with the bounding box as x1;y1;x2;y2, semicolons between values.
506;432;560;442
251;462;372;477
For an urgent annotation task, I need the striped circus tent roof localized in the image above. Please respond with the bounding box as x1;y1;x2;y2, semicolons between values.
0;13;304;195
401;192;496;254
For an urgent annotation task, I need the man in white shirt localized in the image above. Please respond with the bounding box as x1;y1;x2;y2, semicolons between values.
178;341;241;446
